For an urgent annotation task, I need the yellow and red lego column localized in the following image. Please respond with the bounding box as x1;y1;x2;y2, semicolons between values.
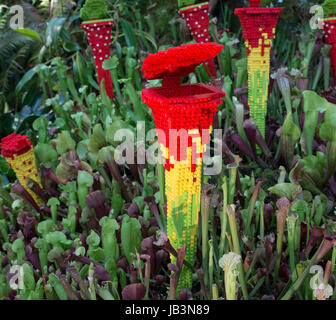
141;43;225;291
143;91;224;290
235;0;282;138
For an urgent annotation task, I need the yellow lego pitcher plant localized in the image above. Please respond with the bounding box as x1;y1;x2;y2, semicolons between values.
141;43;225;291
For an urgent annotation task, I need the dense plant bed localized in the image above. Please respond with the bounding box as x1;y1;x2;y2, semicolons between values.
0;0;336;301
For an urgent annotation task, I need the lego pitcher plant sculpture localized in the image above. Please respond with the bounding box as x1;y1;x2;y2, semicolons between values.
235;0;282;138
141;43;225;291
178;1;217;77
80;0;114;99
322;0;336;84
0;133;43;205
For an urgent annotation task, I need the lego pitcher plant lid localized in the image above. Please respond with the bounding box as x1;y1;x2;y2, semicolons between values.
141;43;223;82
0;133;33;158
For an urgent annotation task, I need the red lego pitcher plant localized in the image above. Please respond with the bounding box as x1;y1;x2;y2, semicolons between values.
178;2;217;77
80;0;114;99
81;20;114;100
323;16;336;84
141;43;225;292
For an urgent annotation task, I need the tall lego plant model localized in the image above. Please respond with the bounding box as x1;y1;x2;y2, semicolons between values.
80;0;114;99
141;43;225;291
322;0;336;84
235;0;282;138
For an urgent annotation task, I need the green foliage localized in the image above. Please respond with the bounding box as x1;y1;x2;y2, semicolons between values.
0;5;40;111
121;214;142;264
268;183;302;202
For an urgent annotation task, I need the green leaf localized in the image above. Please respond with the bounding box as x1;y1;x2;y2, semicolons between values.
55;131;76;155
302;91;336;155
48;273;67;300
313;195;325;225
22;263;36;291
134;30;157;51
77;139;89;161
301;153;326;180
74;246;86;256
46;17;66;47
88;247;105;263
55;118;66;129
0;113;14;137
46;231;72;249
121;215;142;264
47;197;60;208
47;247;64;262
111;191;124;217
46;231;67;245
29;278;44;299
319;107;336;142
35;143;58;167
291;200;309;221
124;81;146;122
78;170;94;187
100;217;119;262
34;238;50;252
268;183;302;201
133;197;144;214
37;220;55;237
12;238;25;263
106;120;134;147
289;157;324;195
280;114;301;168
0;155;15;180
102;56;119;70
63;41;80;52
16;115;40;135
16;65;42;93
14;28;41;41
87;230;101;248
88;124;106;157
33;117;49;143
120;18;138;51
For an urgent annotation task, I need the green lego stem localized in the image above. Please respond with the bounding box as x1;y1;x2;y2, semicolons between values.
248;68;269;139
168;190;200;292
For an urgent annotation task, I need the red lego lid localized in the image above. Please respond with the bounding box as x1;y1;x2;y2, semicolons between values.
0;133;33;158
141;43;223;82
